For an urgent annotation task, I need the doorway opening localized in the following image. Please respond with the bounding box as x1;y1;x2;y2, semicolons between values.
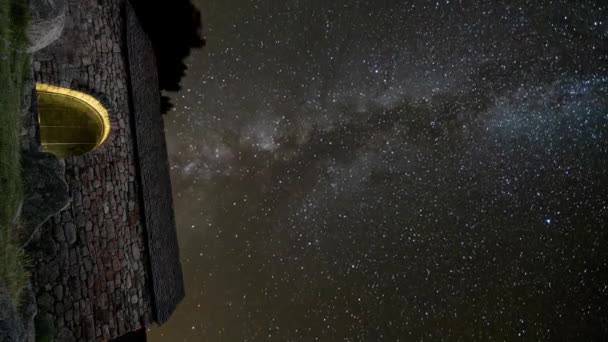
36;83;110;157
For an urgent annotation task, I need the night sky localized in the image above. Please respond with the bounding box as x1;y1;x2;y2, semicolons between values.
149;1;608;340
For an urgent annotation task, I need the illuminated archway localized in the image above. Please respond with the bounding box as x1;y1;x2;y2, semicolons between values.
36;83;111;157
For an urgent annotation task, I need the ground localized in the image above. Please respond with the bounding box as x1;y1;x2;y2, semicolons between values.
0;0;30;304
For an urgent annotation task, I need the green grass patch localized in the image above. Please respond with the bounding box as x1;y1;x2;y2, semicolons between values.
35;314;55;342
0;0;30;304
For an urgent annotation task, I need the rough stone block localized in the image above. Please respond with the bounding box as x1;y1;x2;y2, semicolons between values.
55;301;64;314
131;243;141;261
37;292;54;310
64;222;77;245
53;225;66;242
53;284;63;301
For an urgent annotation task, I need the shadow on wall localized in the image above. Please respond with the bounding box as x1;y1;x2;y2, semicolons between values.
108;328;147;342
129;0;205;113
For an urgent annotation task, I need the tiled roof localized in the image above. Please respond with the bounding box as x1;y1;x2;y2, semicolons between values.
125;1;185;324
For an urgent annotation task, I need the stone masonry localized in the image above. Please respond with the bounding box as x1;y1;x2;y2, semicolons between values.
27;0;154;341
125;2;184;324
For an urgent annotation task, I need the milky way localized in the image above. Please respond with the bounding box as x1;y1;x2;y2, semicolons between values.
149;1;608;340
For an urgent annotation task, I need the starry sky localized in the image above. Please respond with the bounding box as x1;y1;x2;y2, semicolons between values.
148;1;608;340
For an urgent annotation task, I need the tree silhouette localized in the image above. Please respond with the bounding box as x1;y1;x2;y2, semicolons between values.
129;0;205;113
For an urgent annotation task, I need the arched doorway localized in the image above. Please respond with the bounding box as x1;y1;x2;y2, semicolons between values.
36;83;111;157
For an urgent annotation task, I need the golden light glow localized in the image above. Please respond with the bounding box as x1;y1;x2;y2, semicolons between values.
36;83;111;149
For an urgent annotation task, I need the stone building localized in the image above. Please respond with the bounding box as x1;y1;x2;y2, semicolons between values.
25;0;184;340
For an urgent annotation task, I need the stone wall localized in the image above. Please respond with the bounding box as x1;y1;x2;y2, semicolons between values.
28;0;154;341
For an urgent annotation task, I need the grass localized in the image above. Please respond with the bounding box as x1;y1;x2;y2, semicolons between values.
0;0;30;305
35;314;55;342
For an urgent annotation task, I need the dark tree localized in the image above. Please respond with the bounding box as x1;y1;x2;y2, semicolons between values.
129;0;205;113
